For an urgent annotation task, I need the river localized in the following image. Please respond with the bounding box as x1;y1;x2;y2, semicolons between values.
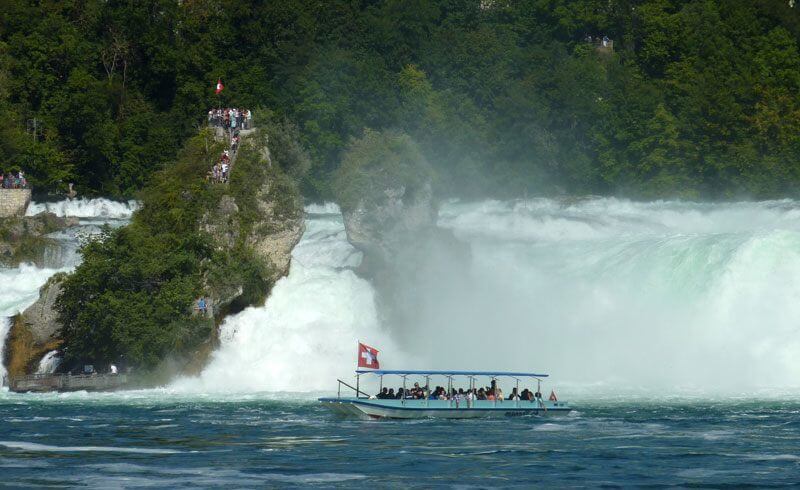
2;198;800;486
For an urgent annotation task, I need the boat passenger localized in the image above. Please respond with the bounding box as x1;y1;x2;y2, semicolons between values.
508;388;520;400
388;388;395;399
496;388;504;401
376;387;389;399
477;388;487;400
396;388;404;399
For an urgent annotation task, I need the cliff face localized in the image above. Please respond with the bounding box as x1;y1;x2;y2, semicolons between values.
4;278;64;377
200;133;305;316
339;177;470;337
342;182;437;274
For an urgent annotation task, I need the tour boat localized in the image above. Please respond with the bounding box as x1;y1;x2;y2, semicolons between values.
318;369;572;419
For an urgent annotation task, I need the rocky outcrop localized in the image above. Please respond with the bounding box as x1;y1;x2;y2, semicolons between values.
342;181;437;275
340;178;471;334
200;136;304;317
4;277;65;377
0;213;77;267
248;183;304;281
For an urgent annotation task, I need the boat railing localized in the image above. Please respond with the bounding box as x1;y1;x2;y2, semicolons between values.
336;378;371;399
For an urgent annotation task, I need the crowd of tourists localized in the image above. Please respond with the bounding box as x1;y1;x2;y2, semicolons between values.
2;170;28;189
209;150;232;184
208;108;253;131
375;380;543;403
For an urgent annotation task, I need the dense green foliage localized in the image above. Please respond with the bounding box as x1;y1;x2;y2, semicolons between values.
55;120;304;372
4;1;800;199
334;129;434;212
55;132;221;370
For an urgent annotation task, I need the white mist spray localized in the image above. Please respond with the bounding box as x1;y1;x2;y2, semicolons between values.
395;198;800;393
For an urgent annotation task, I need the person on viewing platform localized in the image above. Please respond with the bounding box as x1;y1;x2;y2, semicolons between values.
197;297;207;314
110;364;118;375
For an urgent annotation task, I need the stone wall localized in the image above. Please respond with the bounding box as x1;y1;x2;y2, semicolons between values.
0;189;32;217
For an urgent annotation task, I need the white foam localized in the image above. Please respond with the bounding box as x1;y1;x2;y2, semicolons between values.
0;441;182;454
27;198;139;219
36;350;61;374
305;202;341;215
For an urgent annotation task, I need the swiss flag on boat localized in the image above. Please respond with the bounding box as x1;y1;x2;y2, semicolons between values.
215;78;224;94
549;389;558;402
357;342;380;369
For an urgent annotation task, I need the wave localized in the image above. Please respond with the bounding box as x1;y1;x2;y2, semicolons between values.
0;441;182;454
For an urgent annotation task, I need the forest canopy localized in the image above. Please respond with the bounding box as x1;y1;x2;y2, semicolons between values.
3;0;800;200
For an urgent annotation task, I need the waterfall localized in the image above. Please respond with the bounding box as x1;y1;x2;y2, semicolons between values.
183;198;800;394
26;198;139;219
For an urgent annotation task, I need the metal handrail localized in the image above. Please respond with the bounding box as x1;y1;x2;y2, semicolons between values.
336;378;371;399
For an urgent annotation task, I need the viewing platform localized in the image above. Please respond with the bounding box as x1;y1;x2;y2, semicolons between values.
8;373;128;393
0;188;31;217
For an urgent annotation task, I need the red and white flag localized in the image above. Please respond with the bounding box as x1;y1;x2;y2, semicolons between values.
549;389;558;402
215;78;224;94
357;342;380;369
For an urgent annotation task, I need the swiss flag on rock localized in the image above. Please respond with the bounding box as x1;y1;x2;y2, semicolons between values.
215;78;224;94
357;342;380;369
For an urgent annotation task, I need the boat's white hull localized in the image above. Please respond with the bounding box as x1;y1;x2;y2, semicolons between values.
319;397;572;419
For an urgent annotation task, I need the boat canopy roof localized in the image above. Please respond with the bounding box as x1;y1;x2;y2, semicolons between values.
355;369;548;378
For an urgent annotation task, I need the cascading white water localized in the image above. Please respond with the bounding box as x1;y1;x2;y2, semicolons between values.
26;198;139;219
184;198;800;395
173;205;404;393
414;198;800;392
36;351;61;374
1;198;138;384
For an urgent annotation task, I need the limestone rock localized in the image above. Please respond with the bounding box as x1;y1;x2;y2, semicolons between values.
341;181;437;274
4;278;65;376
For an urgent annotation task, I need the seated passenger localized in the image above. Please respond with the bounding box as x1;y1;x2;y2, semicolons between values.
388;388;395;399
496;388;504;401
477;388;487;400
377;387;389;399
508;388;520;400
396;388;404;399
520;389;532;401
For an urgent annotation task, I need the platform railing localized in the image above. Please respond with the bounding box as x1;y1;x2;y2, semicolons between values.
336;378;370;399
